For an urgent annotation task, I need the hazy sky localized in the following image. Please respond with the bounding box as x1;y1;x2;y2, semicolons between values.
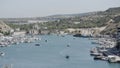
0;0;120;18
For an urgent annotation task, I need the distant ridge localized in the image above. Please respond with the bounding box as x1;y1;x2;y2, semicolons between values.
106;7;120;12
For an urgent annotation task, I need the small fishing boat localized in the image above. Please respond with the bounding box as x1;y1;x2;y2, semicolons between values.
0;52;5;56
67;44;70;47
65;55;70;59
94;56;104;60
35;44;40;46
90;52;102;56
45;40;47;42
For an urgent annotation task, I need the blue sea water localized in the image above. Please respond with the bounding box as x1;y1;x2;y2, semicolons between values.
0;35;120;68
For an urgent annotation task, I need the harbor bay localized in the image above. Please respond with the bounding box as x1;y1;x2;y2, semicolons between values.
0;35;120;68
0;0;120;68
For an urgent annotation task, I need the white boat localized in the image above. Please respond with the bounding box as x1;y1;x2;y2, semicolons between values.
0;52;5;56
108;55;120;63
101;57;108;61
90;52;102;56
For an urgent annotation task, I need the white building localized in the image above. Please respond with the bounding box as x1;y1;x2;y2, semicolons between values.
12;31;26;36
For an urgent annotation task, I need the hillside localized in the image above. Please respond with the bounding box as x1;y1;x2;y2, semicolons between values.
101;15;120;35
98;7;120;34
0;20;12;35
1;7;120;35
